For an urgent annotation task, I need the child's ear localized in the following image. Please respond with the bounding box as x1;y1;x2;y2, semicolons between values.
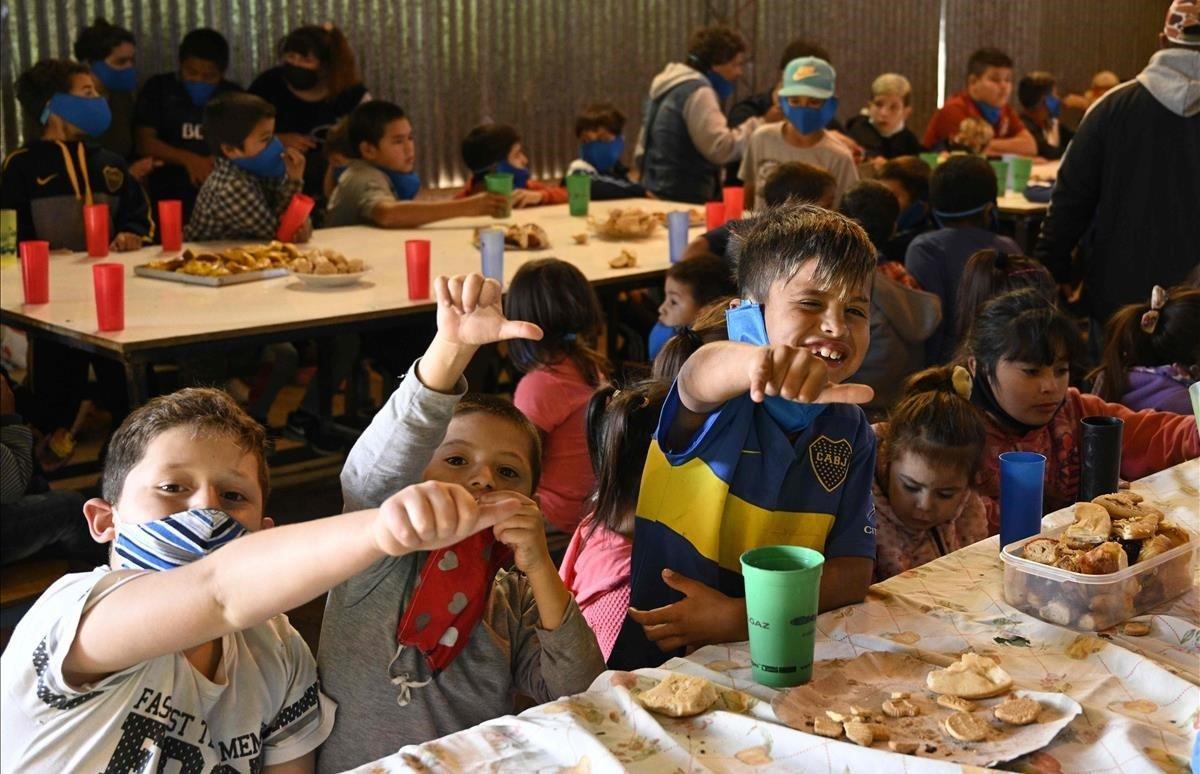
358;140;376;161
967;356;977;378
83;498;117;544
220;142;243;159
260;516;276;531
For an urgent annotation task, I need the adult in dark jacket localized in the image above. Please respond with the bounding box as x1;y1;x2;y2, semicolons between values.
1034;4;1200;333
635;25;761;203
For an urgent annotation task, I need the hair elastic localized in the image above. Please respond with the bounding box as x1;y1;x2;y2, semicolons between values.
1140;285;1168;334
951;365;973;400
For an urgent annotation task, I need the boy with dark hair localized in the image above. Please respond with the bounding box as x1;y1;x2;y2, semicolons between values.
72;18;139;162
1017;71;1074;160
878;155;935;263
840;180;942;416
612;203;879;669
135;28;242;217
846;73;926;160
185;91;312;242
457;123;567;207
654;254;737;352
905;155;1020;364
923;47;1036;155
4;59;152;251
317;273;605;771
326;101;505;227
564;103;647;199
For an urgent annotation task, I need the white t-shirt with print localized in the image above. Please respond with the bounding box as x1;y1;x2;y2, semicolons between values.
738;122;859;210
1;567;335;772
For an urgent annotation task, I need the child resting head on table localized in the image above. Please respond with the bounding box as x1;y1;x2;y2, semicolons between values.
458;122;567;207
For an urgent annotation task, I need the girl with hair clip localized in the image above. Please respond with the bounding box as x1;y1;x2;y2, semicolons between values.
963;289;1199;533
505;259;611;540
559;381;669;662
954;249;1056;344
1089;286;1200;414
871;366;988;580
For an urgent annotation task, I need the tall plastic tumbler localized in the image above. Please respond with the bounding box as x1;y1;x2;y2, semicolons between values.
722;186;745;220
741;545;824;688
480;229;505;287
667;211;689;264
566;173;591;216
705;201;726;231
485;173;514;218
1078;416;1123;501
999;451;1046;549
158;200;183;251
405;239;431;300
19;240;50;304
83;203;109;257
990;161;1009;197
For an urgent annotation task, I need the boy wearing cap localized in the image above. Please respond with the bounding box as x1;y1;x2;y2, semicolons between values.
738;57;857;211
922;48;1037;155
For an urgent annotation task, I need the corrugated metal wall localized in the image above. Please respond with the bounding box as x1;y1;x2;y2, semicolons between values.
1;1;1163;187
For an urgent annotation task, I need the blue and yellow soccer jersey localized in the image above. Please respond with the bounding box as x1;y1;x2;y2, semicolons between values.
610;385;877;669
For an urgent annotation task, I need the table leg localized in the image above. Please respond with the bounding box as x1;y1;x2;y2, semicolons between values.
122;357;150;408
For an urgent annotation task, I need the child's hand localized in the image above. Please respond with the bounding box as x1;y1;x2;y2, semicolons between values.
480;491;552;574
283;147;306;181
749;344;874;405
111;232;144;252
435;273;543;348
628;569;748;652
277;133;318;152
467;192;511;218
128;156;163;183
372;481;522;556
292;219;313;244
512;189;544;208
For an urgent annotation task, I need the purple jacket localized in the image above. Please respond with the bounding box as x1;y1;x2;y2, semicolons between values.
1119;366;1194;415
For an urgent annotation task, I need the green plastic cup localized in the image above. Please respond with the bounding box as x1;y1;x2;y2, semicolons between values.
990;161;1009;196
1007;156;1033;193
485;173;514;218
740;545;825;688
1189;382;1199;432
566;173;591;216
919;152;940;169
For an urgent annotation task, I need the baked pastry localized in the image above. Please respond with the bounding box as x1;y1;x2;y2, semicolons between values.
1157;522;1192;548
942;711;991;742
1092;492;1163;521
608;248;638;268
636;673;718;717
1024;538;1060;565
993;696;1040;725
1113;512;1162;540
1137;534;1175;563
1078;542;1127;575
936;695;975;712
1063;503;1112;549
843;721;874;747
813;716;843;738
889;740;919;754
882;698;919;718
926;653;1013;699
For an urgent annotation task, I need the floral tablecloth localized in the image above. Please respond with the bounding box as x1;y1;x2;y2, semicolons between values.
351;461;1199;773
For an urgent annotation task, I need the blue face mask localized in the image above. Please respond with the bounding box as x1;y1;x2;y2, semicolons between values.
112;507;247;571
781;96;839;135
973;99;1002;126
379;167;421;200
932;202;997;230
91;60;137;92
496;159;531;189
1043;94;1062;119
40;93;113;137
182;78;218;107
706;69;735;101
725;302;829;433
897;200;928;232
231;136;286;178
580;136;625;173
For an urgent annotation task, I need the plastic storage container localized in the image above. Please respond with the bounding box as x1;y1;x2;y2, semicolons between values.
1001;525;1198;631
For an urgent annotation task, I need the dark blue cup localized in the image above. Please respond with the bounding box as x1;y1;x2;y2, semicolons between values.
999;451;1046;550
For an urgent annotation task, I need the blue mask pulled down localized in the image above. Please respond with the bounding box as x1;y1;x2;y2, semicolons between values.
781;96;839;135
580;136;625;173
725;301;828;433
496;159;531;189
232;136;287;179
897;200;928;232
706;69;735;101
1043;94;1062;119
973;99;1002;126
91;60;138;92
113;508;247;571
182;78;218;107
40;93;113;137
379;167;421;200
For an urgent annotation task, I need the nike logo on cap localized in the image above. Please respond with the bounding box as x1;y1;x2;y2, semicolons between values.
36;174;57;185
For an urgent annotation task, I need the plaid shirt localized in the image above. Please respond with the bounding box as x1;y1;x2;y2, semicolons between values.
185;157;302;242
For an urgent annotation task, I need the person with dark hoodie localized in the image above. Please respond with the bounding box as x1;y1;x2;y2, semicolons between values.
1035;0;1200;344
635;25;762;203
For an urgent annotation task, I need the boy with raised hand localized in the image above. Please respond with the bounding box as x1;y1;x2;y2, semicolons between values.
317;273;606;772
610;203;879;670
0;384;527;771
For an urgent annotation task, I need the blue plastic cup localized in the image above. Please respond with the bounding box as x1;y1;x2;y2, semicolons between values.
999;451;1046;550
667;210;689;264
480;229;504;287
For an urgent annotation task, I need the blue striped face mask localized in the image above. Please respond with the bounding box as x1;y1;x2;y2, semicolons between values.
112;507;247;571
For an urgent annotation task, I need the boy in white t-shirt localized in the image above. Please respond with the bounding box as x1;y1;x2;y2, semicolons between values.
1;355;527;771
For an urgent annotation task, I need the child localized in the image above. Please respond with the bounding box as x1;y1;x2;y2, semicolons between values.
923;47;1036;156
611;203;878;670
878;155;934;264
954;248;1056;344
905;155;1020;364
840;180;942;417
72;18;138;162
134;28;242;217
1063;70;1121;111
504;259;611;538
321;115;353;199
650;254;737;359
317;273;606;771
458;123;567;207
559;380;669;661
846;74;925;161
4;59;152;251
326;101;507;227
565;103;647;199
1089;286;1199;414
1017;71;1074;160
963;289;1200;533
739;57;858;210
871;366;988;581
0;381;517;769
185;92;312;242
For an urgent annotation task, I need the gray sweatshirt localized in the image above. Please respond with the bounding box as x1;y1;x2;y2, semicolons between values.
316;363;606;773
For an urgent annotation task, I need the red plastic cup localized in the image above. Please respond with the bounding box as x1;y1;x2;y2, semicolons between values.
83;203;109;257
405;239;431;300
276;193;315;242
722;186;745;220
705;201;726;231
92;263;125;331
158;199;183;251
18;240;50;304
